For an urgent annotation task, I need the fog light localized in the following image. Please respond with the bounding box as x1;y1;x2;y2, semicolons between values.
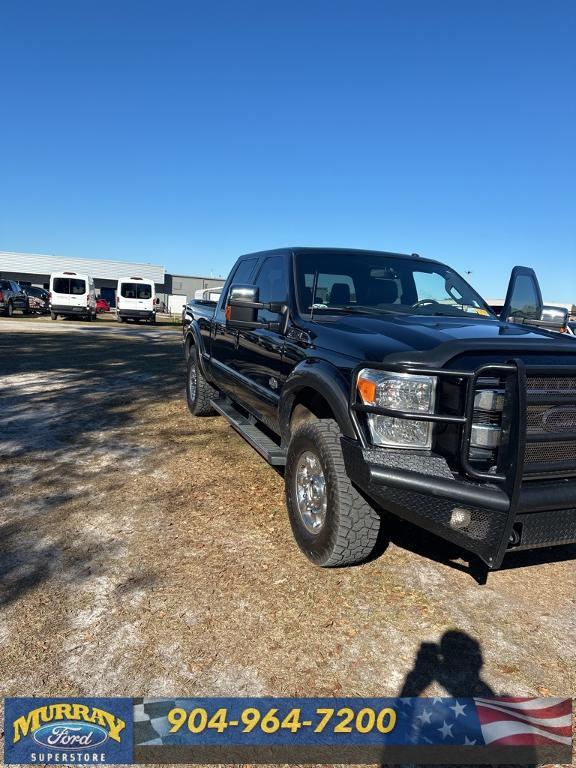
450;507;471;529
470;424;501;449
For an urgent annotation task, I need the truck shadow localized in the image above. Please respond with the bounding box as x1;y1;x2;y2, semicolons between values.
379;512;576;584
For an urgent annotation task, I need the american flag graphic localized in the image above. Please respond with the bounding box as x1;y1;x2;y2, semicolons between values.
474;697;573;746
399;696;573;748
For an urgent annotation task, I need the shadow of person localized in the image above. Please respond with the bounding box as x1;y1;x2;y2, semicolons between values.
399;630;495;698
393;631;538;768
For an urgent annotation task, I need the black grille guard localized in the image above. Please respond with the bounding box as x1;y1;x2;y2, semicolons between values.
346;357;576;567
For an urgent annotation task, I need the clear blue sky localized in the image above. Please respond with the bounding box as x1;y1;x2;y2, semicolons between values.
1;0;575;300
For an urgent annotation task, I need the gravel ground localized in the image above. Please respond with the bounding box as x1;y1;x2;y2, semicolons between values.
0;318;574;766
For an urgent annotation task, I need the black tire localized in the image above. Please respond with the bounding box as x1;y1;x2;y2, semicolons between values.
50;311;57;320
285;418;380;567
7;301;14;317
186;352;217;416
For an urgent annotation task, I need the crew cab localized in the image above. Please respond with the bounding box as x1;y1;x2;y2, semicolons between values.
182;247;576;569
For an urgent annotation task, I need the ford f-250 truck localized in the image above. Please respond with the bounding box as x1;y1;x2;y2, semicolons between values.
182;247;576;569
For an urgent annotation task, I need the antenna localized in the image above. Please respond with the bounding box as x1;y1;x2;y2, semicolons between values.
309;270;319;321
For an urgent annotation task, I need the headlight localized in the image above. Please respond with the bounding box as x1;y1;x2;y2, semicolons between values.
356;370;437;449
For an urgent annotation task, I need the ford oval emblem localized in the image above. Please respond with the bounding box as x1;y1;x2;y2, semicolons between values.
33;722;108;750
542;406;576;432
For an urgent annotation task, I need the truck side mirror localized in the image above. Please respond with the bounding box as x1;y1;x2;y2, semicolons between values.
226;284;261;328
500;266;543;324
540;305;569;331
226;284;288;332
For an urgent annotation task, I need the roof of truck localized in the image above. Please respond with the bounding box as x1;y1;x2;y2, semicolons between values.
238;247;443;265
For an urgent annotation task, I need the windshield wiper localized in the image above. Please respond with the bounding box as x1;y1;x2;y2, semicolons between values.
337;305;399;315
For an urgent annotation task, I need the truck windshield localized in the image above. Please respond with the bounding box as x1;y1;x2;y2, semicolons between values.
295;252;493;319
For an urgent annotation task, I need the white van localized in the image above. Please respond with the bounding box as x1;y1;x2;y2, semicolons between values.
49;272;96;321
116;276;156;324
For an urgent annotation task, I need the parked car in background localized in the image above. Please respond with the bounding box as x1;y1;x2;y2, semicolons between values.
21;285;50;314
96;297;110;313
49;271;97;321
116;276;156;324
0;278;29;316
194;286;223;302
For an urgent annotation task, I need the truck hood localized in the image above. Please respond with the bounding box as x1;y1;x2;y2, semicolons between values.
308;313;575;363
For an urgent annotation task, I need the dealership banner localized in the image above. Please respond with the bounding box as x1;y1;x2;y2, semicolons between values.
4;696;572;764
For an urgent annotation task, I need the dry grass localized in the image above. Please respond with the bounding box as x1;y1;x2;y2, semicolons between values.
0;321;574;767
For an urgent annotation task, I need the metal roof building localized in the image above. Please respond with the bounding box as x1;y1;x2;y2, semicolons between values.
0;251;165;285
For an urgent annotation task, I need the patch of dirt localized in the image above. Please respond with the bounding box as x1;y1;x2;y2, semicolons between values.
0;323;574;767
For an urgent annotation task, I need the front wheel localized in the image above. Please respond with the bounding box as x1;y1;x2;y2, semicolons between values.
186;353;217;416
285;419;381;566
7;301;14;317
50;311;57;320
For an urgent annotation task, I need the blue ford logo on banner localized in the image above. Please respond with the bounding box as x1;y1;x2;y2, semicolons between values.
32;721;109;749
4;698;133;765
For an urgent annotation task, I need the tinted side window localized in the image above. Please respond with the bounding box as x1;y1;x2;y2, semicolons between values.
52;278;69;294
121;283;138;298
233;258;257;285
221;258;257;306
255;255;288;322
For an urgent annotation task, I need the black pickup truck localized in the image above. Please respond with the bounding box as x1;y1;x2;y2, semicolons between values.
182;247;576;569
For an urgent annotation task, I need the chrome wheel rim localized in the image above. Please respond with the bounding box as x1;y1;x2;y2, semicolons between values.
188;361;197;402
295;450;327;534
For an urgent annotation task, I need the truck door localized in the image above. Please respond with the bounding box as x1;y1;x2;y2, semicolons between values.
209;257;258;389
232;254;290;427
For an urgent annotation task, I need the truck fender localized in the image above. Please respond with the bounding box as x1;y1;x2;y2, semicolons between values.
279;359;358;444
184;321;212;379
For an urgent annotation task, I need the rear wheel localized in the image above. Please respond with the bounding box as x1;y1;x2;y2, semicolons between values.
285;418;380;566
186;353;217;416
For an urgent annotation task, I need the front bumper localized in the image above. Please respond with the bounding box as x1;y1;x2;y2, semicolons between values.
342;439;576;568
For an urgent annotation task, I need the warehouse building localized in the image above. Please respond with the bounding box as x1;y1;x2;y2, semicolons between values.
0;251;226;309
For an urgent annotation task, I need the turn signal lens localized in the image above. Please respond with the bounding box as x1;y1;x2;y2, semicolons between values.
357;377;377;404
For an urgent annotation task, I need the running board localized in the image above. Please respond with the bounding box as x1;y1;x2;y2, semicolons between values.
210;398;286;466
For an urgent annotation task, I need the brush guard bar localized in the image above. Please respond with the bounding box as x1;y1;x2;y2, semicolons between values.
343;359;576;567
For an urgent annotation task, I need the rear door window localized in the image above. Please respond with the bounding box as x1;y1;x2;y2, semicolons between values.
120;282;153;299
53;278;86;294
220;257;258;308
